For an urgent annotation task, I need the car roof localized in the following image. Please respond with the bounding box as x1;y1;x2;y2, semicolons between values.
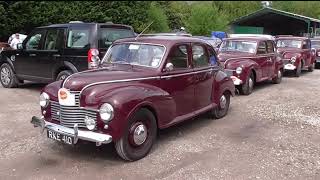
36;22;133;30
229;34;275;40
276;36;309;40
114;35;212;47
223;37;271;41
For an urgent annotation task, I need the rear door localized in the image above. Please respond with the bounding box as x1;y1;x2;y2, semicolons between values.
39;28;65;79
302;39;312;66
256;41;269;78
160;43;195;124
192;43;215;111
266;40;276;77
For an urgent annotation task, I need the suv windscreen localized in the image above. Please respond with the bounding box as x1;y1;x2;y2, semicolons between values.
99;28;135;49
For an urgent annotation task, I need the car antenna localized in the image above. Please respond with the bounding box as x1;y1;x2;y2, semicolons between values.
135;21;153;41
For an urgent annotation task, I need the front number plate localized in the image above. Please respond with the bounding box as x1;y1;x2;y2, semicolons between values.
47;130;74;145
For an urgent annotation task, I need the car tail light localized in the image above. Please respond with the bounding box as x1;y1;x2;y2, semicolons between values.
88;49;100;69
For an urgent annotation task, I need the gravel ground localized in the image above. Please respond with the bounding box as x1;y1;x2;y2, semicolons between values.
0;70;320;180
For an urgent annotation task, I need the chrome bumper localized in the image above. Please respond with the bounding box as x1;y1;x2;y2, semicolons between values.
230;76;243;85
31;116;112;144
284;64;296;70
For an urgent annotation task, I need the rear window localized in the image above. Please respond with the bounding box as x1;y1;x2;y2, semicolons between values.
99;28;134;48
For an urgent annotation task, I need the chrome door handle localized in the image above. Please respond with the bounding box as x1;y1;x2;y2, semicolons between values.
29;54;36;57
52;54;61;57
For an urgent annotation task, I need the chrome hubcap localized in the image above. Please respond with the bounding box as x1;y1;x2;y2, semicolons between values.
59;75;67;80
248;77;254;90
278;70;282;79
133;124;147;145
219;95;227;109
1;67;11;85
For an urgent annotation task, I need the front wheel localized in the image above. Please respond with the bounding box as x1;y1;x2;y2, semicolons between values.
308;62;315;72
272;69;282;84
212;92;231;119
0;63;18;88
295;62;302;77
115;108;157;161
240;72;254;95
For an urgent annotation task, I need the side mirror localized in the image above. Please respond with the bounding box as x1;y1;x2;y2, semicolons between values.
165;62;174;72
17;43;23;50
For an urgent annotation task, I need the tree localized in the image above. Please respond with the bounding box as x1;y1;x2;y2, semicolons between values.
146;2;170;33
185;2;228;36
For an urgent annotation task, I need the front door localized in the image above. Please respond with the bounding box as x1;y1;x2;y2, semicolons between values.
302;39;312;67
14;29;46;79
160;43;194;124
192;44;215;111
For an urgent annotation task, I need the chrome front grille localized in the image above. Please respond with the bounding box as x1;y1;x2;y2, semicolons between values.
50;101;97;128
70;91;80;106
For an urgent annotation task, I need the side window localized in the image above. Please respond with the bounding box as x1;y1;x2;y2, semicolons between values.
167;44;189;70
257;41;267;54
192;45;209;68
44;29;59;50
67;29;89;48
266;41;274;53
26;32;43;50
208;46;218;65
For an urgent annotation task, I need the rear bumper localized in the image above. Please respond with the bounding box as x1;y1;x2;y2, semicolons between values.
31;116;112;144
230;76;243;85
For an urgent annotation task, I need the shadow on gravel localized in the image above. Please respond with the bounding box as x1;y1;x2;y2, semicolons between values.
283;70;309;78
17;82;47;91
45;109;228;162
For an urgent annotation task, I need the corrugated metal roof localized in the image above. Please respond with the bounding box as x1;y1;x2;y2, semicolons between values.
231;7;320;24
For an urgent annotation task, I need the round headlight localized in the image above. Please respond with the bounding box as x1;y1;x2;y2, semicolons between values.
290;57;296;63
40;92;49;107
99;103;114;122
235;67;243;74
84;116;96;130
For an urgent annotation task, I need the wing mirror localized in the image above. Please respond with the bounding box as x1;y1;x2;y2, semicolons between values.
165;62;174;72
17;43;23;50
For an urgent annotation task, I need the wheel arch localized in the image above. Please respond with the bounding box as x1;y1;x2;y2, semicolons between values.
53;61;78;79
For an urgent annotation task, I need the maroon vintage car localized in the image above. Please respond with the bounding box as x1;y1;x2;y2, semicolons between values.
276;36;316;76
218;36;283;95
31;36;235;161
310;37;320;68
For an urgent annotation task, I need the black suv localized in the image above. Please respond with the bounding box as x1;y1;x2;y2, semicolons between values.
0;22;135;88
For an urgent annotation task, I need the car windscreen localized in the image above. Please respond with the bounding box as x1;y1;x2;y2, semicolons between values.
101;43;165;68
276;39;302;48
98;28;135;49
311;40;320;48
219;40;257;53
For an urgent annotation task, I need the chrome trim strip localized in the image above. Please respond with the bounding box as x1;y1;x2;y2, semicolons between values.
31;116;112;144
80;76;161;94
160;69;213;79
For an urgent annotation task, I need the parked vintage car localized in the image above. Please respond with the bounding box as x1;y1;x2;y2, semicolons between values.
218;36;283;95
30;36;235;161
310;37;320;68
0;21;135;88
0;42;12;51
275;36;315;76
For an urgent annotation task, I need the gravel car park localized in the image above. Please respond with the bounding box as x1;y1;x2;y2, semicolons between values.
0;69;320;179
